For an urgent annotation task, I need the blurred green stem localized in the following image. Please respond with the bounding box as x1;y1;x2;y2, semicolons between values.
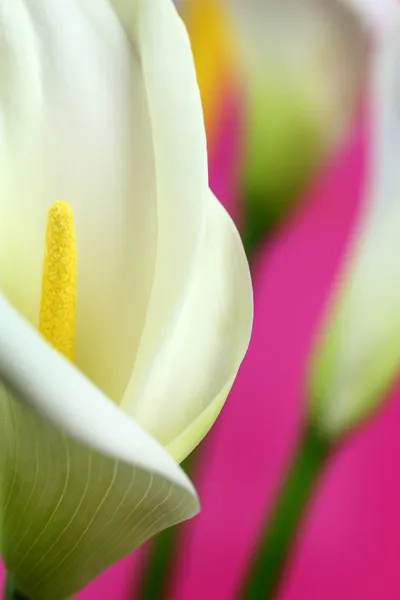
4;576;30;600
239;424;332;600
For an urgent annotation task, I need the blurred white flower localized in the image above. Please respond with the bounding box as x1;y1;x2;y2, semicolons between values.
344;0;396;29
225;0;368;243
309;4;400;437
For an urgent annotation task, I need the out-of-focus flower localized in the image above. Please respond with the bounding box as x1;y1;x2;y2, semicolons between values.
179;0;239;150
309;6;400;437
0;1;252;599
225;0;368;247
344;0;396;29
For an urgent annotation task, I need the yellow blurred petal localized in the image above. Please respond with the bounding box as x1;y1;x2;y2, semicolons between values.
183;0;237;136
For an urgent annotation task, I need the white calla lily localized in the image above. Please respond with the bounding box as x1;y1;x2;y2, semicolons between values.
309;4;400;437
0;1;253;598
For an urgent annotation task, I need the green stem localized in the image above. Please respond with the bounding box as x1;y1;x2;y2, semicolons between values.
239;424;332;600
4;576;30;600
136;452;197;600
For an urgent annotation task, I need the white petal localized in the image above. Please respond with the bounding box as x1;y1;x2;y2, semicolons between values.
122;193;253;463
0;295;198;599
109;0;209;396
0;0;158;402
309;9;400;435
310;205;400;436
343;0;396;29
365;4;400;220
226;0;367;150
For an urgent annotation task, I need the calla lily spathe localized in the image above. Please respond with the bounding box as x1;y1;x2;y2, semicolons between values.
0;1;253;599
309;4;400;437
